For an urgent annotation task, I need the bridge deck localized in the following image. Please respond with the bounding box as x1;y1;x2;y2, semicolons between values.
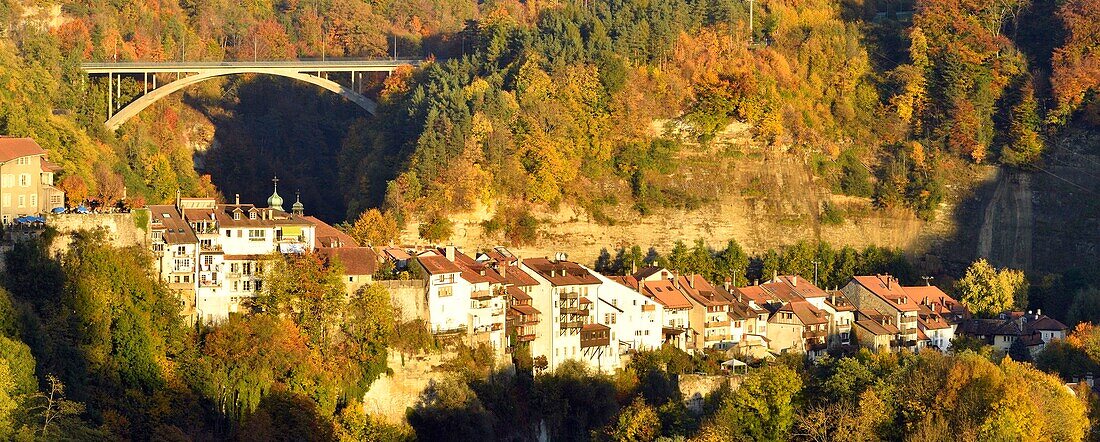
82;59;422;73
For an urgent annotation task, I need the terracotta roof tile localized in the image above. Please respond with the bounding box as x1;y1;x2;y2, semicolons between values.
0;137;45;162
318;247;378;276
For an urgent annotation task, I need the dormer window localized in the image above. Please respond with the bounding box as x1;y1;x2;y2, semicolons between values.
233;211;241;220
249;211;257;220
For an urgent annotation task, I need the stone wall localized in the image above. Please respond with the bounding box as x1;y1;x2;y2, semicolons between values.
46;211;148;253
378;279;428;322
678;374;742;413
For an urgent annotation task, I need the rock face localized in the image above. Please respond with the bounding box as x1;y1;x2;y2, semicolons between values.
416;153;963;266
47;211;148;254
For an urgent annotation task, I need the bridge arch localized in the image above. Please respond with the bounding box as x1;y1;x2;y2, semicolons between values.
105;69;379;130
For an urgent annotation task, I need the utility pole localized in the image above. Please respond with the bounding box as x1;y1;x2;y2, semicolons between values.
748;0;754;44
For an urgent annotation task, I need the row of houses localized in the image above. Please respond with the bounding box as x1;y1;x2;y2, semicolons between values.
145;187;1070;373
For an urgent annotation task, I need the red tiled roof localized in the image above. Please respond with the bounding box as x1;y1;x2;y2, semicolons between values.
40;157;61;172
582;323;610;332
383;247;413;261
417;255;462;275
734;285;772;305
522;258;600;286
512;304;540;316
772;275;828;298
317;247;378;276
507;286;532;301
677;275;731;307
641;280;692;309
778;300;828;325
148;205;197;244
0;137;46;162
303;216;359;248
610;275;640;291
851;275;920;312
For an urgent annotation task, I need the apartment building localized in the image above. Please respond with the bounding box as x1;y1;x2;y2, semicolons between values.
842;275;921;352
626;268;694;351
0;137;65;221
148;187;319;324
520;257;618;372
590;268;664;353
677;274;734;350
416;249;471;335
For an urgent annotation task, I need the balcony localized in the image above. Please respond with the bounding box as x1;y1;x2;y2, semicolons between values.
491;308;505;316
517;316;539;326
172;266;194;273
581;329;611;348
200;243;222;252
226;272;241;280
199;279;221;288
803;330;828;339
705;334;731;342
705;320;730;328
517;333;536;342
561;320;584;329
560;307;589;316
173;250;191;257
559;291;579;300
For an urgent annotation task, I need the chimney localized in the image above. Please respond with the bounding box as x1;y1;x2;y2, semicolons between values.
235;194;240;205
499;263;507;278
724;278;731;291
831;292;836;305
689;276;695;289
1037;308;1042;317
772;270;778;282
444;246;456;262
791;276;797;286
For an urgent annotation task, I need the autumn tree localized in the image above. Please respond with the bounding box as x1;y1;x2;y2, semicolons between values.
349;208;400;246
602;397;660;442
1001;82;1043;168
256;253;346;353
955;259;1029;317
704;364;802;441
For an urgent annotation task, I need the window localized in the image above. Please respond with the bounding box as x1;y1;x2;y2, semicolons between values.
249;229;265;241
438;286;453;297
29;194;36;207
242;262;252;275
1;195;7;207
243;281;252;291
254;280;262;292
202;255;213;266
18;174;28;187
230;263;239;273
233;281;239;291
249;211;257;220
225;230;231;237
1;175;10;188
16;195;24;208
173;259;191;271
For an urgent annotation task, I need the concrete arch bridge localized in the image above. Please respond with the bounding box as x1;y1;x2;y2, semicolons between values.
82;59;421;131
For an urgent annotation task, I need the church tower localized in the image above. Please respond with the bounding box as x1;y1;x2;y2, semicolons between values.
292;191;305;216
267;176;285;211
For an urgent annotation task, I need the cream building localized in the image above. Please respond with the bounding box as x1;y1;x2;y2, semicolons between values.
0;137;65;222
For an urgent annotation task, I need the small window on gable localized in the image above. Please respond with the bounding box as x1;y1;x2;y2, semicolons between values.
162;213;170;218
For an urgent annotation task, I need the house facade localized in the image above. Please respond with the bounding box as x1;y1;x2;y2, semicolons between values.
0;137;65;221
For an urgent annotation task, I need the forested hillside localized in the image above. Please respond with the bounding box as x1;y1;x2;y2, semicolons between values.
1;0;1097;224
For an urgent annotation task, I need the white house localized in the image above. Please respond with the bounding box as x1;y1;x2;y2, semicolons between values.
416;248;472;335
